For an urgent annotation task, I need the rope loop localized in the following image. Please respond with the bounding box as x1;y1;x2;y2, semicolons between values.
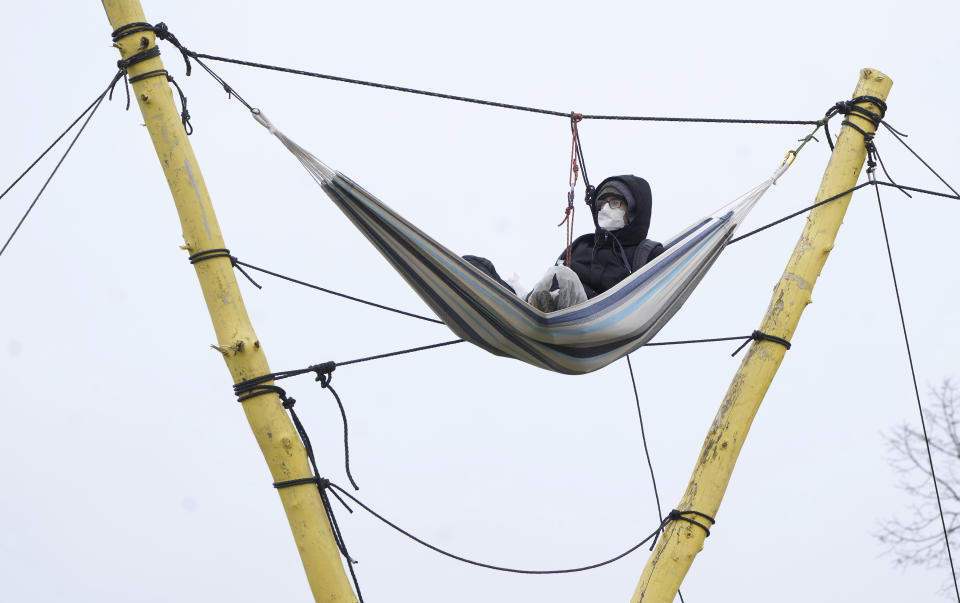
273;476;322;489
235;383;291;405
666;509;716;537
110;23;196;134
111;22;155;42
730;330;792;356
188;248;262;288
823;95;887;152
116;46;160;72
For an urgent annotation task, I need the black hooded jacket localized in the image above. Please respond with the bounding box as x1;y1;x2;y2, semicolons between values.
560;175;663;298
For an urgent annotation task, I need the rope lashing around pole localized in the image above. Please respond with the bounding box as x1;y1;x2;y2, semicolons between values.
821;95;911;196
730;330;792;357
110;23;194;133
661;509;716;540
822;95;887;149
235;381;365;601
234;361;358;490
188;248;262;288
113;21;254;110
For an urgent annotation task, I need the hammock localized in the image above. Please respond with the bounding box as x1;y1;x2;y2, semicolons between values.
253;111;790;375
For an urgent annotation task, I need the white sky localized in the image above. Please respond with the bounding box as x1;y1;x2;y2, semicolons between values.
2;1;958;601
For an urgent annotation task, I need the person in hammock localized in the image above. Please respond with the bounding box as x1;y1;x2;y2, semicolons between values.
465;175;663;312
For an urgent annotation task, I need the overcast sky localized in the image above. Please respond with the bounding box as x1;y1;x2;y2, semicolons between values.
2;1;959;602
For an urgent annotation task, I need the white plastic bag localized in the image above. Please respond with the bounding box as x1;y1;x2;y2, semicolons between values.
525;265;588;312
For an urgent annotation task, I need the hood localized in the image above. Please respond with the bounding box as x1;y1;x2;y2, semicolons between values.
590;175;652;245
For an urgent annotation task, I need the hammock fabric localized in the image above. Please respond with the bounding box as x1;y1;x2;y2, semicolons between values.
253;111;790;374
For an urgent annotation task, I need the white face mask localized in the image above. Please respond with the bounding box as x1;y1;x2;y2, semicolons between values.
597;204;627;230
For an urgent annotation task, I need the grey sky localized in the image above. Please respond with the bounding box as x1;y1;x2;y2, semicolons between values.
2;1;958;601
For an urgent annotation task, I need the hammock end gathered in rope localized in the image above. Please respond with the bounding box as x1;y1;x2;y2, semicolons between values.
251;108;279;136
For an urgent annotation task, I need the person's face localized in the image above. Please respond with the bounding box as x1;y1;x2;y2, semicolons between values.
597;191;629;224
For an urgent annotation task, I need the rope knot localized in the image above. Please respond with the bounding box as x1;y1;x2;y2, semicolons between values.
750;330;791;349
731;330;792;356
150;22;193;76
282;396;297;410
153;22;170;41
311;361;337;386
666;509;716;537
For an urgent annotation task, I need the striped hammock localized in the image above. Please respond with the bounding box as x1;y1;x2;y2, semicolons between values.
253;111;790;374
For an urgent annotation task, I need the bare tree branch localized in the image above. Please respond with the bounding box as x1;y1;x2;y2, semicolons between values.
877;379;960;592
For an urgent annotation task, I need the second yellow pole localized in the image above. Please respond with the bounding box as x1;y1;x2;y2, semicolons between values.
632;68;893;602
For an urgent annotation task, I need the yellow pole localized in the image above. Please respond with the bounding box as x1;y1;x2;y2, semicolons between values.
101;2;357;600
631;68;893;602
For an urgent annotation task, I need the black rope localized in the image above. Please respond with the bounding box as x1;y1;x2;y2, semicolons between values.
111;21;156;41
0;88;109;205
228;339;467;493
190;52;818;125
821;96;913;198
643;332;790;357
730;330;791;357
234;363;358;490
191;55;254;111
273;476;321;489
188;248;262;288
626;355;665;531
727;182;872;245
874;181;959;201
141;23;816;124
822;96;887;150
116;46;161;72
235;380;364;601
151;22;194;77
1;71;123;259
233;259;443;323
110;24;194;134
626;354;686;603
234;331;784;403
881;123;960;198
645;334;762;347
337;339;464;367
727;177;959;247
127;68;194;135
873;182;960;603
571;113;593;197
314;369;359;490
665;509;715;537
330;477;714;574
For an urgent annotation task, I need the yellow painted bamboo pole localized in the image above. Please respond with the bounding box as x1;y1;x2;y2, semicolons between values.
631;68;893;602
101;2;357;600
